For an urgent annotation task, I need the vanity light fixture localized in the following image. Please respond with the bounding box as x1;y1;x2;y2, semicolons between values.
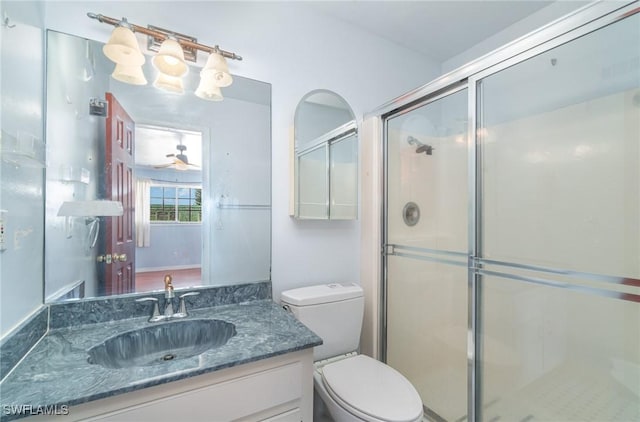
152;37;188;77
152;37;187;94
112;63;147;85
88;12;242;101
102;18;145;67
201;51;233;87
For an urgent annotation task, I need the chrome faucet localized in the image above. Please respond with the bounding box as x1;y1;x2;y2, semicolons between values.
174;292;200;318
135;297;164;322
163;274;175;317
135;274;200;322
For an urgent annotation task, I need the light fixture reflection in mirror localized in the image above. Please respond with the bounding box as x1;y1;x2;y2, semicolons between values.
195;74;224;101
112;63;147;85
44;30;272;303
153;72;184;94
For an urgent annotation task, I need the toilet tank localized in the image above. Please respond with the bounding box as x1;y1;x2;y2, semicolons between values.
281;283;364;361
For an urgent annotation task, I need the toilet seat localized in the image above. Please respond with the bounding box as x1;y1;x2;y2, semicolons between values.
321;355;423;422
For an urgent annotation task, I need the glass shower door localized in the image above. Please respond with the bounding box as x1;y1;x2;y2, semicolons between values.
385;87;469;421
476;10;640;421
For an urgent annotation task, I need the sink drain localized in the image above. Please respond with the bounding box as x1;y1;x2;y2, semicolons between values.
161;353;176;361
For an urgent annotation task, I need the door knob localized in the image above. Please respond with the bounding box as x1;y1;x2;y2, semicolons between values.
97;253;126;263
97;254;112;264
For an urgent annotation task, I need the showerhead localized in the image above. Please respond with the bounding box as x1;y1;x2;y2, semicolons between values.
407;136;434;155
416;144;434;155
407;136;420;146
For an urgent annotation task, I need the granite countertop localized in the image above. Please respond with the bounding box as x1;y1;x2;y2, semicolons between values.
0;300;322;416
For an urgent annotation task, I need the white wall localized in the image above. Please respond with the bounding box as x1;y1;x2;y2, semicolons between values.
0;1;45;336
42;1;441;301
441;1;589;73
136;224;201;270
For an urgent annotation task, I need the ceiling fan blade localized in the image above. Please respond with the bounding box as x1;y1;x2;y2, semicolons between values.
166;153;176;158
171;157;189;171
174;157;199;168
154;163;174;168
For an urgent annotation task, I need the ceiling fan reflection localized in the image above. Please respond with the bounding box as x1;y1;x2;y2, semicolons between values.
154;142;200;171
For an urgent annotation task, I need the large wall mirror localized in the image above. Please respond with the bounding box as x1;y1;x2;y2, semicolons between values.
45;30;271;302
293;90;357;220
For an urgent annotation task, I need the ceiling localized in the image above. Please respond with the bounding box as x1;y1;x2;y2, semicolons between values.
305;1;557;62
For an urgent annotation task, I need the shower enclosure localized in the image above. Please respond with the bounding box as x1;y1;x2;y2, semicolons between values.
378;3;639;421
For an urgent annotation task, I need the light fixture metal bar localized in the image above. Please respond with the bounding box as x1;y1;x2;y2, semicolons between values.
87;12;243;61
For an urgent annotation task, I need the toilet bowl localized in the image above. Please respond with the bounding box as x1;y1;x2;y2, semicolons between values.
315;354;423;422
280;283;423;422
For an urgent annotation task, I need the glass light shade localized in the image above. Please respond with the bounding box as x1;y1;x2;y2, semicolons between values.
102;26;145;66
201;52;233;87
152;38;188;77
111;64;147;85
195;73;223;101
153;72;184;94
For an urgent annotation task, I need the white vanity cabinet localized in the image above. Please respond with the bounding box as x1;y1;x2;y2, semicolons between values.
49;350;313;422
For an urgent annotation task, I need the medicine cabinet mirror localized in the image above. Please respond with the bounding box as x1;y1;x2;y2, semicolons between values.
293;90;357;220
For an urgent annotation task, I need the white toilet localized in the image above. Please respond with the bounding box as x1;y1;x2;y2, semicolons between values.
281;283;423;422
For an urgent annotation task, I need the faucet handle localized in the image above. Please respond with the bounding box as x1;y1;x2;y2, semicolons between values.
135;297;163;322
135;297;158;303
164;274;173;289
175;292;200;318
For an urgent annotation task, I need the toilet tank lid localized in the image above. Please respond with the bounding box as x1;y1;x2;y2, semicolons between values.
281;283;363;306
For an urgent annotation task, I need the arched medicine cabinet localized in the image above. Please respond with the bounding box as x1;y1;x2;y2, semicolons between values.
293;90;358;220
